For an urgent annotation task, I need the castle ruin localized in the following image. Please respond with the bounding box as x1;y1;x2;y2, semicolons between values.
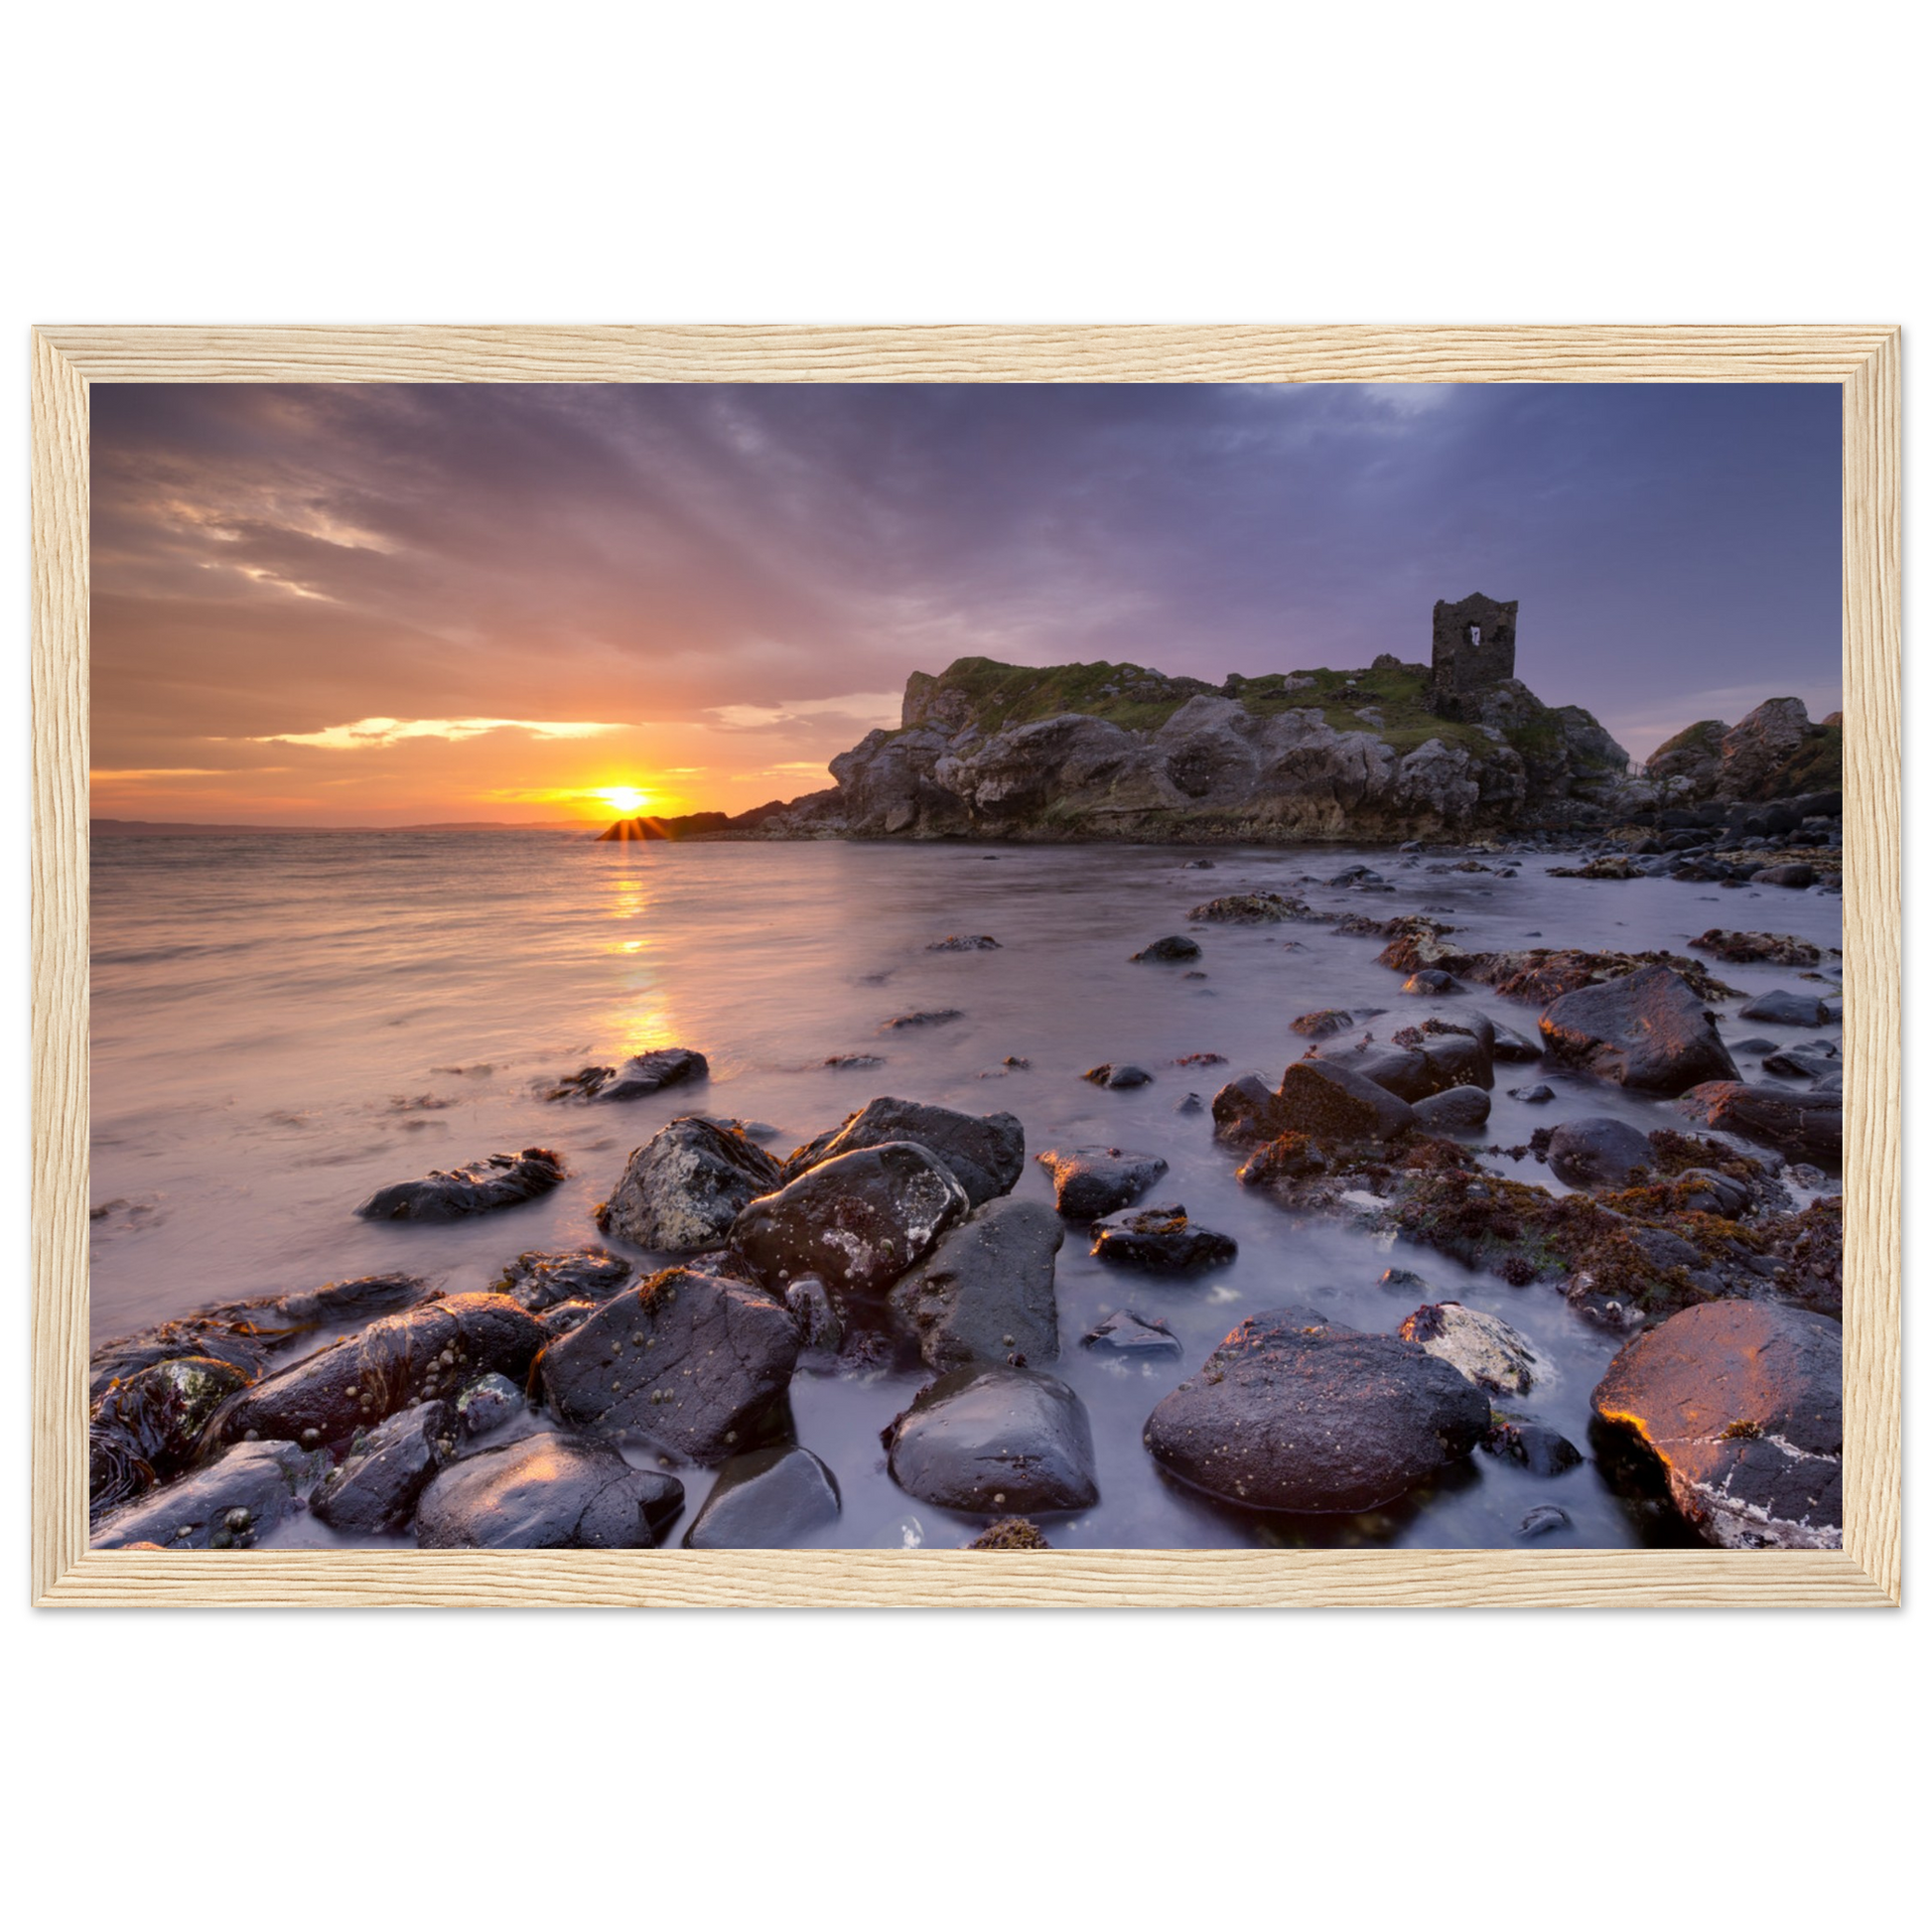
1428;592;1517;720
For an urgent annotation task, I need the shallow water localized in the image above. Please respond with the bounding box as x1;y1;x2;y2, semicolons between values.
90;830;1844;1551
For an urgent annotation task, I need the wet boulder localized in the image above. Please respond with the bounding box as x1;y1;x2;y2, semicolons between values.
1331;1044;1434;1104
1276;1060;1415;1142
311;1400;453;1535
1035;1145;1170;1218
540;1267;801;1463
1518;1505;1571;1538
683;1446;841;1548
886;1367;1099;1514
1677;1081;1842;1165
1291;1009;1354;1039
455;1372;525;1437
1131;935;1201;963
217;1295;545;1449
1508;1083;1555;1104
1539;964;1738;1095
1738;989;1830;1028
1420;1031;1493;1091
1397;1302;1542;1397
1761;1042;1840;1082
1083;1062;1155;1089
1489;1021;1545;1063
781;1097;1024;1206
1236;1132;1328;1186
1547;1116;1653;1190
731;1141;970;1300
1401;968;1462;995
598;1117;783;1253
538;1302;599;1338
783;1275;843;1352
1143;1306;1490;1513
1669;1167;1752;1217
887;1195;1063;1371
492;1248;632;1311
548;1047;709;1103
92;1440;330;1549
1411;1087;1490;1135
1081;1310;1183;1358
1210;1075;1293;1148
89;1355;257;1519
1481;1419;1585;1477
88;1273;432;1399
1090;1203;1238;1272
1750;863;1816;889
1590;1301;1842;1548
354;1148;566;1222
415;1433;685;1548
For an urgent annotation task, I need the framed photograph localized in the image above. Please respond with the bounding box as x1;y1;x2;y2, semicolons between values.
31;325;1899;1608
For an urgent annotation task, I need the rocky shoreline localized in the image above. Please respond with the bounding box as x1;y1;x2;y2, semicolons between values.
90;829;1845;1557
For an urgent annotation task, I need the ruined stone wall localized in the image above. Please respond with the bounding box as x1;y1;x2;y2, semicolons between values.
1429;593;1518;718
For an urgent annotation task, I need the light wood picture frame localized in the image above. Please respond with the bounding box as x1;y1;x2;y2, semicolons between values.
31;324;1901;1609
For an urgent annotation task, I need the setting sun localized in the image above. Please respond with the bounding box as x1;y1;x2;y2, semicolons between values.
599;785;649;816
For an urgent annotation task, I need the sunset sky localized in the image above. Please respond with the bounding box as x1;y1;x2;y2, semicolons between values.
91;381;1843;827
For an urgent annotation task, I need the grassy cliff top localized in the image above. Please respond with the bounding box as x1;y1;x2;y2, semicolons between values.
908;654;1507;757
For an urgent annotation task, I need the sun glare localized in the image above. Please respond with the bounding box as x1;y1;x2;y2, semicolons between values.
599;785;649;816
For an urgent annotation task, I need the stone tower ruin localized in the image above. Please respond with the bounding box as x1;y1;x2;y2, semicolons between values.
1429;592;1517;720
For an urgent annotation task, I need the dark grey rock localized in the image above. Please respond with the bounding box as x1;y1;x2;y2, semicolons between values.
598;1117;783;1253
1131;935;1202;962
537;1302;599;1338
783;1274;843;1352
781;1096;1024;1206
1739;989;1829;1027
456;1372;525;1437
882;1009;965;1031
1035;1145;1170;1218
1539;965;1738;1095
1677;1081;1842;1165
1761;1042;1841;1081
1144;1307;1490;1512
1090;1203;1238;1272
354;1148;566;1222
1481;1419;1585;1477
1750;863;1817;889
1490;1022;1544;1062
1210;1074;1292;1146
886;1367;1099;1514
540;1267;801;1463
1083;1062;1155;1089
683;1446;841;1548
1509;1083;1556;1103
89;1355;255;1519
732;1141;970;1300
311;1400;452;1535
1518;1505;1571;1538
546;1048;709;1102
887;1195;1063;1370
926;934;1000;951
492;1248;631;1311
1669;1166;1751;1217
1729;1035;1780;1054
1401;968;1462;995
1547;1116;1653;1189
218;1295;546;1448
1412;1087;1491;1134
1291;1009;1354;1039
92;1440;329;1549
1081;1310;1183;1357
415;1433;684;1548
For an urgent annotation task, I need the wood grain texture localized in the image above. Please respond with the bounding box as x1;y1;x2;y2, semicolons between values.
29;324;1903;1609
1838;333;1902;1602
31;333;89;1606
34;323;1904;387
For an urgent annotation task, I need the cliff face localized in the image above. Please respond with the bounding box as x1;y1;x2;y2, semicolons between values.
1641;697;1842;806
751;654;1632;844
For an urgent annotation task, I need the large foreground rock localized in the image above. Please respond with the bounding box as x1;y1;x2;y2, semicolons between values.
783;1097;1024;1205
1677;1081;1843;1165
415;1434;685;1548
311;1400;453;1535
1143;1307;1489;1512
887;1195;1063;1370
598;1118;783;1253
1591;1301;1842;1548
218;1295;545;1449
886;1367;1099;1514
684;1446;841;1548
540;1267;800;1463
1035;1145;1170;1218
1538;964;1738;1095
92;1440;329;1549
730;1142;969;1301
354;1148;565;1222
90;1355;254;1519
